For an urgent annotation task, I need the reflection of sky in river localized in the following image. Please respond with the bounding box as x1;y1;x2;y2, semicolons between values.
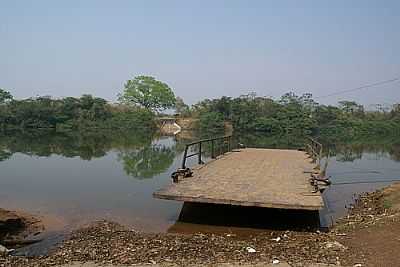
321;152;400;226
0;136;183;232
1;134;400;232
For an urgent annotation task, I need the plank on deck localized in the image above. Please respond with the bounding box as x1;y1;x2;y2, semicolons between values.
154;148;324;210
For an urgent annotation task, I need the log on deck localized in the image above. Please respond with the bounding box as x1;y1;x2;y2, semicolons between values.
154;148;324;210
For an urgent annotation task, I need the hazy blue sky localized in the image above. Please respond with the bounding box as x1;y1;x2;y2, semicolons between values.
1;0;399;106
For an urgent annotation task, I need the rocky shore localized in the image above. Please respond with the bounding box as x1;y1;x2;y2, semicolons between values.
0;208;43;249
1;183;400;267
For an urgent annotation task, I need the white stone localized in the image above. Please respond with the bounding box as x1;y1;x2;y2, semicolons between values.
246;247;256;253
324;241;348;251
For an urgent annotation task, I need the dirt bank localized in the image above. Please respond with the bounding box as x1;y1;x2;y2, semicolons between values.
0;209;25;237
0;208;43;248
176;118;198;131
2;183;400;267
332;182;400;266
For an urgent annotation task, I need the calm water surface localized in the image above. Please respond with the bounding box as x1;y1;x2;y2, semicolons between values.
1;132;400;252
0;132;185;233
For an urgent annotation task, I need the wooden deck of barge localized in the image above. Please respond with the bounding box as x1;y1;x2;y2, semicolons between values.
154;148;324;210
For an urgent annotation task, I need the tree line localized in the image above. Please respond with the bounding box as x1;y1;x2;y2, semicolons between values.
2;75;400;139
0;76;176;132
0;92;155;132
188;92;400;139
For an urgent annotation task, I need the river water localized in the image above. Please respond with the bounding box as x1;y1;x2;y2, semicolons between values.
1;131;400;253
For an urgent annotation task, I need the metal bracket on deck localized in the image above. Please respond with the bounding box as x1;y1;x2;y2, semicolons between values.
310;173;331;193
171;168;193;183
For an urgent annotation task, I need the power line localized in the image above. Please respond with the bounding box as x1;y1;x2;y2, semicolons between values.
315;76;400;99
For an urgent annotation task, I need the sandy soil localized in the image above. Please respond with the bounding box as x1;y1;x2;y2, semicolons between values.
0;208;43;246
334;183;400;266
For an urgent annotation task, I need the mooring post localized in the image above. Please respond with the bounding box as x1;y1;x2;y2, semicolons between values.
198;142;203;164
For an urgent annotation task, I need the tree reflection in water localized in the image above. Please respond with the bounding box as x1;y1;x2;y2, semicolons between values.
118;145;175;179
0;149;12;161
0;130;178;179
326;138;400;162
1;131;400;181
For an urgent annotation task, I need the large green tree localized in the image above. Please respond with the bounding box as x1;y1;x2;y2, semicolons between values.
119;76;176;112
0;89;13;104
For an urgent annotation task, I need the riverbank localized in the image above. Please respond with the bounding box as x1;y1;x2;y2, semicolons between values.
0;208;44;250
1;183;400;267
0;220;344;266
333;183;400;266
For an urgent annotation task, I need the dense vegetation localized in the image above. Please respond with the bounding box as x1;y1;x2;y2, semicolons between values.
0;92;155;132
2;76;400;141
0;76;178;133
190;92;400;139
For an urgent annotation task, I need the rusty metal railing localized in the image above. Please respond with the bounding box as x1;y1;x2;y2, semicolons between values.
181;135;233;169
307;137;323;159
306;137;323;168
306;137;331;192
